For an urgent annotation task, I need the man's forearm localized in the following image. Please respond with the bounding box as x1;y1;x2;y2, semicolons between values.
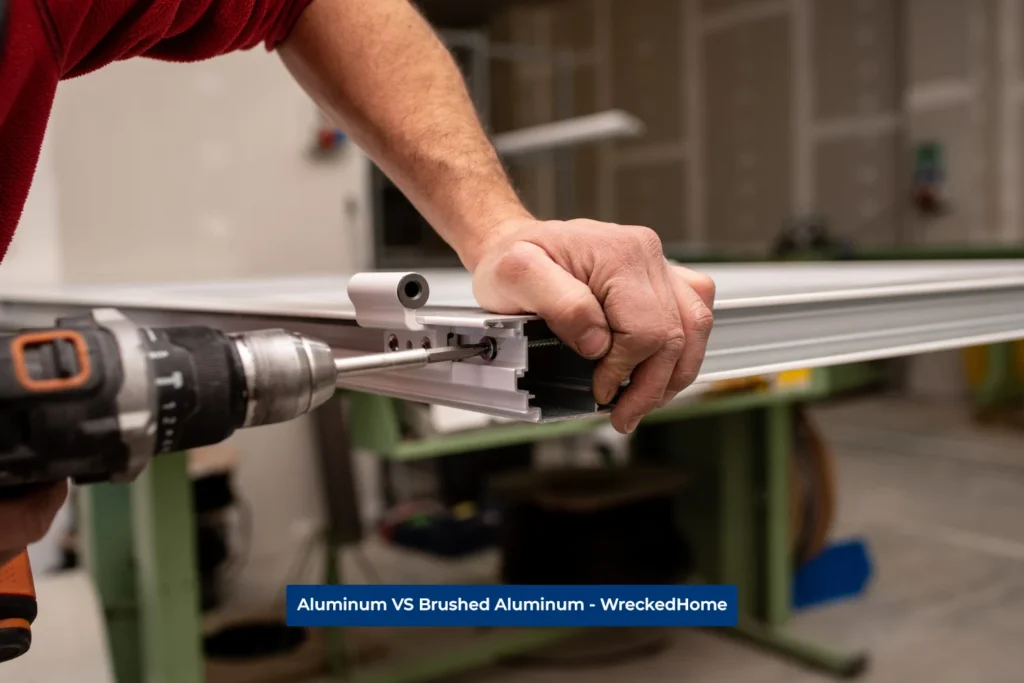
278;0;531;269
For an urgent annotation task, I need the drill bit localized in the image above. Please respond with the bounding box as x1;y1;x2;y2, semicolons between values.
332;337;569;384
333;341;493;382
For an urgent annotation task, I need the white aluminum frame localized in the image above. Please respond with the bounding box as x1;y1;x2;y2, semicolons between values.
1;261;1022;422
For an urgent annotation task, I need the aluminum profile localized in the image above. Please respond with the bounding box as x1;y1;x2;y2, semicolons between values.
0;261;1022;422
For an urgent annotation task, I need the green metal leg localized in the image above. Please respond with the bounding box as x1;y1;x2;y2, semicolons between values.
712;405;869;678
976;342;1020;411
717;413;758;611
727;617;869;679
83;483;142;683
324;531;351;680
131;452;204;683
764;403;791;628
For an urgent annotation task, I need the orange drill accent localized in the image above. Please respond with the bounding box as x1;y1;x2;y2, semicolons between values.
0;550;35;661
0;619;29;631
10;329;92;393
0;551;35;599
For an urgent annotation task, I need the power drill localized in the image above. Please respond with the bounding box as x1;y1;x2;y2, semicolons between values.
0;307;494;663
0;307;341;663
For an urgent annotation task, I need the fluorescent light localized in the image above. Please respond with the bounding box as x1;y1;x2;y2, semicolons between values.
493;110;646;158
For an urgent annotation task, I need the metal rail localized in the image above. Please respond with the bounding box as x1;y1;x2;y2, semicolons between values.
1;261;1023;422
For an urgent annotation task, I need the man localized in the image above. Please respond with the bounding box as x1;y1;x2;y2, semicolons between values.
0;0;715;562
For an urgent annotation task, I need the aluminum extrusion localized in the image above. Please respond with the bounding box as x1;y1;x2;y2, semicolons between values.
0;261;1022;422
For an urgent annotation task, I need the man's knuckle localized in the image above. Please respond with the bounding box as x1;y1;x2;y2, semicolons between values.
699;273;717;295
662;333;687;357
494;243;536;284
643;321;686;349
632;227;663;258
672;367;700;389
691;273;716;300
688;301;715;336
605;349;636;371
557;291;596;322
572;218;606;230
632;326;666;351
637;388;666;408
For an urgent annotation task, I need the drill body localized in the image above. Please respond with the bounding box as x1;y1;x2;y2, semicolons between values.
0;308;338;662
0;310;247;487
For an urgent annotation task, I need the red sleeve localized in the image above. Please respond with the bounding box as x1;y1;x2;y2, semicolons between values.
43;0;315;79
0;0;61;253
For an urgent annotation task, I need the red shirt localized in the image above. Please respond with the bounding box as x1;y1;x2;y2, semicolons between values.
0;0;312;262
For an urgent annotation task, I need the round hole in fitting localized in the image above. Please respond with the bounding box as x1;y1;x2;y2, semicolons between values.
404;280;422;301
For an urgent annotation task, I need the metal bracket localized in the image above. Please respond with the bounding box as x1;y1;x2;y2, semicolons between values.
347;272;430;331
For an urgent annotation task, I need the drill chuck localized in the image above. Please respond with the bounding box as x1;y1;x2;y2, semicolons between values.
231;329;337;429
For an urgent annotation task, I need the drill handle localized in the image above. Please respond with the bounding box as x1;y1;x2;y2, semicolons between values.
0;549;36;663
0;486;39;664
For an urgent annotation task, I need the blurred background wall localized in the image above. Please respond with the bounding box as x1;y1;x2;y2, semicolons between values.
492;0;1023;251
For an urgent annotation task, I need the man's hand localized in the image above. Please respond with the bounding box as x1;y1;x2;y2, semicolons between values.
470;218;716;434
0;482;68;566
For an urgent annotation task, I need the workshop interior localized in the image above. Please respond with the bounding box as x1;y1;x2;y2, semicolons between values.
3;0;1024;682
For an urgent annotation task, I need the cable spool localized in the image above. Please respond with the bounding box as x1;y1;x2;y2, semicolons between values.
790;406;837;565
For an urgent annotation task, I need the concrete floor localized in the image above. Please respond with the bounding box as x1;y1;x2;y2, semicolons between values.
23;396;1024;683
425;397;1024;683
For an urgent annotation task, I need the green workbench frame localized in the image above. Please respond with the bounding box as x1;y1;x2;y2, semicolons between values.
84;453;205;683
83;364;884;683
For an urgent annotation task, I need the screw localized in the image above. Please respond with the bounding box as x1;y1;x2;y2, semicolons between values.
478;337;499;361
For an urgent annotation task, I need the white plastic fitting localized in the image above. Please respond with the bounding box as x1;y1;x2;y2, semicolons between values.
346;272;430;331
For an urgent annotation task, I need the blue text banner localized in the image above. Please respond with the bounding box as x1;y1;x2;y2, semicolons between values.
286;585;738;628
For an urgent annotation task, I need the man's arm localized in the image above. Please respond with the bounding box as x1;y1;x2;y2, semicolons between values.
277;0;528;268
278;0;716;434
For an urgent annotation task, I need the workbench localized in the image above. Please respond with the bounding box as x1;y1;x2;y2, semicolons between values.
82;363;881;683
0;261;1021;683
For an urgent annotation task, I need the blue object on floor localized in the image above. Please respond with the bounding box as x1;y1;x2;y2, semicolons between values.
388;513;498;558
792;538;874;611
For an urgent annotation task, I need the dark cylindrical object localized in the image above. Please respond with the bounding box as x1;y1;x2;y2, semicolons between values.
492;467;691;585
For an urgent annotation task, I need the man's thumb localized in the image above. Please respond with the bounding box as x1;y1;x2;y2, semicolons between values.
474;243;611;359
